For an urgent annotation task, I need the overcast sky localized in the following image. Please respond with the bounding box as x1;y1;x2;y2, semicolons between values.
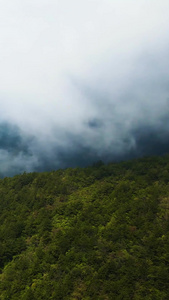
0;0;169;176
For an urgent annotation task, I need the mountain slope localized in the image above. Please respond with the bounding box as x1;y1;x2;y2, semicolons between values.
0;156;169;299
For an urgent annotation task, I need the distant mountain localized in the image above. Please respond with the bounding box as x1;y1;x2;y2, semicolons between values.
1;155;169;299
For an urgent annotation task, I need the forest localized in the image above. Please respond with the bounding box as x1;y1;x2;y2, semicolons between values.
1;155;169;299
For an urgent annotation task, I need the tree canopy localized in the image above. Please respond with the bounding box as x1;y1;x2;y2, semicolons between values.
1;155;169;299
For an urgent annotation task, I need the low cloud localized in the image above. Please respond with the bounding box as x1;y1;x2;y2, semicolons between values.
0;1;169;176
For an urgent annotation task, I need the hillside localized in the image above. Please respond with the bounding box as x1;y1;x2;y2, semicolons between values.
0;155;169;299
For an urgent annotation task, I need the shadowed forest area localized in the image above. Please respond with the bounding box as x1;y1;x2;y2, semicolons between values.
1;155;169;299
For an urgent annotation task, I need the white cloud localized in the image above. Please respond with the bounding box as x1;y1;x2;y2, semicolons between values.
0;0;169;175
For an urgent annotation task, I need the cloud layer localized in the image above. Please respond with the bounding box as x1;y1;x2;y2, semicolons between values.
0;0;169;176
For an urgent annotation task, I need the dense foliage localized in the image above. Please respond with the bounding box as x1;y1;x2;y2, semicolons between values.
1;155;169;299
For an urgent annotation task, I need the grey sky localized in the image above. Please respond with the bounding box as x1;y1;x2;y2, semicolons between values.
0;0;169;176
